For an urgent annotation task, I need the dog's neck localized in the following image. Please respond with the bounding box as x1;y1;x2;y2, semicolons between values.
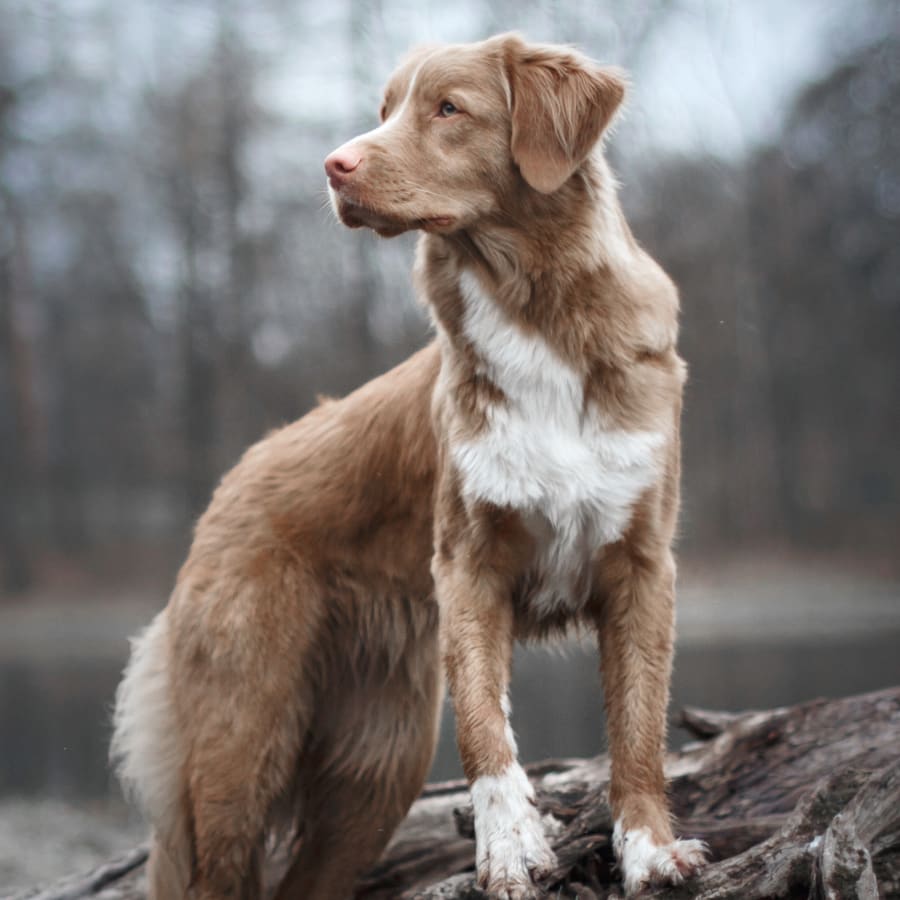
417;154;658;374
456;155;631;289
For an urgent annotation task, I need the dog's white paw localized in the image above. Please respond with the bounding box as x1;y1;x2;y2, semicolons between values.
614;823;707;895
471;765;557;898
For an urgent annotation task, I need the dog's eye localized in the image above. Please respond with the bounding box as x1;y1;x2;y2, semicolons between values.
438;100;459;118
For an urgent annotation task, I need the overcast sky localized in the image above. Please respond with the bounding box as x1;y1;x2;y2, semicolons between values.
628;0;857;157
4;0;882;163
258;0;878;159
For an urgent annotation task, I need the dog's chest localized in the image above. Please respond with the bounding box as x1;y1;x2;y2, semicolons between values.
450;272;663;616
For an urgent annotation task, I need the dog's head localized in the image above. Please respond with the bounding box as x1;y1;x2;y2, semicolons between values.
325;34;626;237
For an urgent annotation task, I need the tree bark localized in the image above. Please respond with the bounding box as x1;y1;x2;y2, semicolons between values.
10;687;900;900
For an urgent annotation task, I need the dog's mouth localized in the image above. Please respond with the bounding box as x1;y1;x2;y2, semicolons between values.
333;194;407;237
331;190;457;237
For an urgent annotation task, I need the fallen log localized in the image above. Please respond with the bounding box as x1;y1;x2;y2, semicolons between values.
9;687;900;900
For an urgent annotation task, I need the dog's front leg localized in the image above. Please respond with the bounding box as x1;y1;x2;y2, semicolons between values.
593;545;706;895
433;552;557;899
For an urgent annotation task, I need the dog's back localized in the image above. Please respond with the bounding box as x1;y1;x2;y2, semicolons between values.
112;346;443;899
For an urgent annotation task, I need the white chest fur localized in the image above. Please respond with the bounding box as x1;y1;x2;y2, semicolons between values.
450;271;664;616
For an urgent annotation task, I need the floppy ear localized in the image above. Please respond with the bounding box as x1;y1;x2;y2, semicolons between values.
503;35;626;194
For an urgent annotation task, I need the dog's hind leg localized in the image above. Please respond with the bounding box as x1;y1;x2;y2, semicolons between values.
273;641;442;900
180;672;308;900
113;599;302;900
181;674;315;900
165;573;319;900
272;774;411;900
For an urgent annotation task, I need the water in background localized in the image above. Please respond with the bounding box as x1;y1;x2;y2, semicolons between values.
2;632;900;803
3;560;900;796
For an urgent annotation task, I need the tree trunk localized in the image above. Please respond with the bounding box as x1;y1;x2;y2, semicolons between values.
0;190;40;593
11;687;900;900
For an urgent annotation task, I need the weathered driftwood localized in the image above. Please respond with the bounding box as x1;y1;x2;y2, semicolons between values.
9;687;900;900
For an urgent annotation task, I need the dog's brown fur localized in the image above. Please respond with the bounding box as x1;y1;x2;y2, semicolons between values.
113;33;704;899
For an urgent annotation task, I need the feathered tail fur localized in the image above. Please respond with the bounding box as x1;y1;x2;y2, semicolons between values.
111;610;191;898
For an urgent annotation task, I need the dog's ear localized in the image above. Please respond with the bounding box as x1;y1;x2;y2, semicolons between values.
502;35;626;194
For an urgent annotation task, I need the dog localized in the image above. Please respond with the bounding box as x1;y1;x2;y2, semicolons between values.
112;33;706;899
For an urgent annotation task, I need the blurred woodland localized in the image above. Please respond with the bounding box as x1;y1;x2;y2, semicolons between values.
1;0;898;595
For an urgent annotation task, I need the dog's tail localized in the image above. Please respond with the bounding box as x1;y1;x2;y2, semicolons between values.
111;609;191;899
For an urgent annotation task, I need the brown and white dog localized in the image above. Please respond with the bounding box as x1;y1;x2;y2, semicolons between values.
112;33;705;899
